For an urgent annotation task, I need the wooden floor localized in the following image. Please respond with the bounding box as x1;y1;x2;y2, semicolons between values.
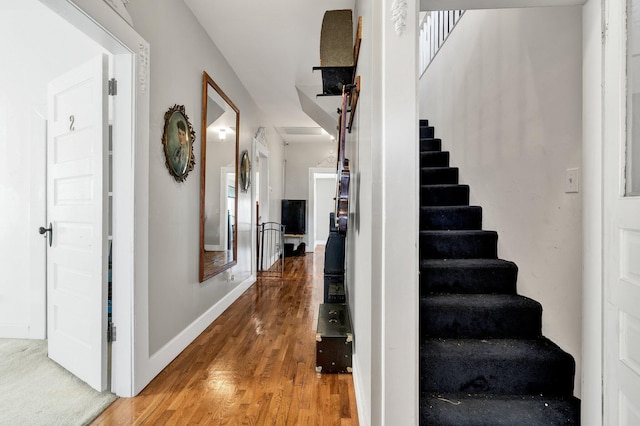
93;250;359;425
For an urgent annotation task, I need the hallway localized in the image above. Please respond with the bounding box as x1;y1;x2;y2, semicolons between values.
92;250;358;425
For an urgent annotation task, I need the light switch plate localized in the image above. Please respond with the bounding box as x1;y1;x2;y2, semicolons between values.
566;168;579;193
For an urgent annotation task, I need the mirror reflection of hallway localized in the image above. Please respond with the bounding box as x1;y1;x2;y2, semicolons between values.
313;172;337;249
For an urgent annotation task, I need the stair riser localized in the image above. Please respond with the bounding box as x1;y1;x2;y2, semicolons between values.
420;119;429;127
420;260;518;295
420;232;498;260
420;301;542;339
420;138;441;152
421;126;435;138
421;185;469;206
421;152;450;167
421;394;581;426
421;168;459;185
420;352;575;396
420;273;517;295
420;206;481;230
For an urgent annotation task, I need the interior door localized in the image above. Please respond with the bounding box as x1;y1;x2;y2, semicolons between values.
46;54;109;392
604;0;640;423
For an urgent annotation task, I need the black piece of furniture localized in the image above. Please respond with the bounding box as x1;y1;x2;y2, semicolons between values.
324;274;345;303
324;222;345;275
316;303;353;373
324;213;346;303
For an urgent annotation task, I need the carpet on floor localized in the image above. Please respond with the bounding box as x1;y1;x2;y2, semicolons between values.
0;339;116;426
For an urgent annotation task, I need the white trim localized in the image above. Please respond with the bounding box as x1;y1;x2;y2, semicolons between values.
0;326;30;338
139;274;256;386
309;168;336;253
29;105;47;339
581;0;603;423
352;355;370;426
219;166;235;252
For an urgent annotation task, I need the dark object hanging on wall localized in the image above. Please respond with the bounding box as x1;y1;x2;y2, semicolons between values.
313;9;354;96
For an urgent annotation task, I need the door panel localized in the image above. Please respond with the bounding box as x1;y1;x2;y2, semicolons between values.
604;0;640;423
46;54;108;392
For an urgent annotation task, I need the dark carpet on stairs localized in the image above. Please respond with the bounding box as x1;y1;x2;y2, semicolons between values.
418;119;580;425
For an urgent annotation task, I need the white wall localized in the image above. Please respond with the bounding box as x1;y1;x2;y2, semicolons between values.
264;127;286;225
0;1;106;338
284;141;335;248
420;6;583;396
314;176;336;245
350;1;420;425
125;0;284;362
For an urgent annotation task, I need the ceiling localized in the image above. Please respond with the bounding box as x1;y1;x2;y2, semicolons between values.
170;0;587;144
183;0;355;145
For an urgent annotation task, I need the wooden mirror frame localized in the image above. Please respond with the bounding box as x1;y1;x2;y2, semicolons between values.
199;71;240;282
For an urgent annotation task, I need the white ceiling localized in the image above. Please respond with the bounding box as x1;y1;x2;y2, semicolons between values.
184;0;354;144
178;0;588;144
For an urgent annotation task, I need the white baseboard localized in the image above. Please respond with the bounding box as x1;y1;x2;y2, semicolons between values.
204;244;221;251
352;354;370;426
141;274;256;387
0;325;29;338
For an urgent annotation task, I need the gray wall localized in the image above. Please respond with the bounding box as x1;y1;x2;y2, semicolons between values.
126;0;281;355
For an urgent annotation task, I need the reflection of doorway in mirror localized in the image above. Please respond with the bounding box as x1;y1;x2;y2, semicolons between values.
314;173;337;248
254;137;270;226
219;167;235;259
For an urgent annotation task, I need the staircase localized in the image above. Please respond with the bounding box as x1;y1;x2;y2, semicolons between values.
418;120;581;425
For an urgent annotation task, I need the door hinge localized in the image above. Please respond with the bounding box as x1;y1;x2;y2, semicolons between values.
108;323;116;342
108;78;117;96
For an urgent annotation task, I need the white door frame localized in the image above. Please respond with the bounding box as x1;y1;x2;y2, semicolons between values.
253;129;270;273
219;167;235;252
308;168;335;252
40;0;150;397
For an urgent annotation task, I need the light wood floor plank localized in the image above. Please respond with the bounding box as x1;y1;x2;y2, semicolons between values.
93;250;358;425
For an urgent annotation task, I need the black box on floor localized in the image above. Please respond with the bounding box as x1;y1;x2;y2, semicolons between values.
316;303;353;373
324;274;345;303
324;214;345;275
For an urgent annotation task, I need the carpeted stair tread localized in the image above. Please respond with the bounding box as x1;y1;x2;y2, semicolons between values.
420;230;498;259
420;119;429;126
421;167;459;185
421;184;470;206
420;294;542;339
420;206;481;230
421;392;581;426
420;338;576;396
421;138;442;152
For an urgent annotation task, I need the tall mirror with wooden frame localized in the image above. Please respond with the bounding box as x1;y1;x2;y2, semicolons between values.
200;71;240;282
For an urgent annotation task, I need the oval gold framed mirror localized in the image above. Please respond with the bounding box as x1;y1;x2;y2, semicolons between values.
199;71;240;282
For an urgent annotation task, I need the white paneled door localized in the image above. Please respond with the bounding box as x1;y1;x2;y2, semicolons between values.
604;0;640;423
46;55;109;392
